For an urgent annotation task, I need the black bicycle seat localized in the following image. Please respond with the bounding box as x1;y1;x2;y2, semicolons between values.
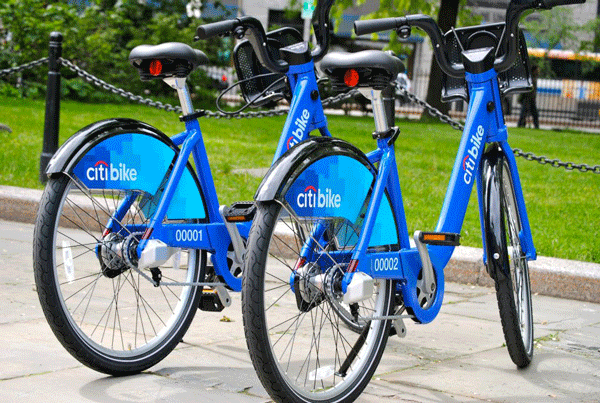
320;50;404;90
129;42;209;80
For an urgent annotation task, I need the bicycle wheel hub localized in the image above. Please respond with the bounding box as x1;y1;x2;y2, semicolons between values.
98;232;139;278
293;262;326;312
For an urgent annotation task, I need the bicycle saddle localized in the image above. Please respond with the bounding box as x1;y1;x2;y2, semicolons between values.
129;42;209;80
320;50;404;90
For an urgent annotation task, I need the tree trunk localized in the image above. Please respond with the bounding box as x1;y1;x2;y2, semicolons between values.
420;0;460;121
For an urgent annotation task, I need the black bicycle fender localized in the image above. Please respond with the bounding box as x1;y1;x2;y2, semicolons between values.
45;118;173;177
254;136;373;202
481;144;510;282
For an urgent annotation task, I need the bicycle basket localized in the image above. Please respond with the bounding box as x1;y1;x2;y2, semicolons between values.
233;27;303;107
441;23;532;103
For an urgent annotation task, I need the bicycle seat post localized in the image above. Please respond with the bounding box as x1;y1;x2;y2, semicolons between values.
359;86;394;134
164;77;194;116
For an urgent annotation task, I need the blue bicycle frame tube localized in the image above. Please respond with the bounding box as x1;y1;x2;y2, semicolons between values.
428;67;537;270
497;140;536;260
131;59;332;290
272;60;329;162
426;70;498;270
351;139;411;269
349;67;535;278
137;118;222;254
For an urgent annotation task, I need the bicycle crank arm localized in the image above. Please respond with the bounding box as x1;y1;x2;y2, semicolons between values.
414;231;460;294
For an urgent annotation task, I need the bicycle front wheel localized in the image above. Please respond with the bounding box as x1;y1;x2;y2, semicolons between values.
33;174;204;375
483;153;533;368
243;200;394;403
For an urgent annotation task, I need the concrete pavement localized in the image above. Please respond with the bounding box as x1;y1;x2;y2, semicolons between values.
2;218;600;402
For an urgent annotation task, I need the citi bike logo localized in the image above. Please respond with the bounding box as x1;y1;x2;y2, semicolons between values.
286;109;311;149
86;160;138;182
296;185;341;208
462;125;484;185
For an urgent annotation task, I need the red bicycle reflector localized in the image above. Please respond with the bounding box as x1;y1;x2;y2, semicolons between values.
142;228;154;240
149;60;162;76
347;259;359;273
344;69;359;87
293;257;307;272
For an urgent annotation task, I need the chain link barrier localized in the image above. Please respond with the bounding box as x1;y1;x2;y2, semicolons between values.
511;149;600;173
2;57;598;173
60;58;359;119
0;57;49;77
396;87;465;131
396;87;600;174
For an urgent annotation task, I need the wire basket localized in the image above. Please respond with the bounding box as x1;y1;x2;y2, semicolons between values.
441;22;532;103
233;27;303;106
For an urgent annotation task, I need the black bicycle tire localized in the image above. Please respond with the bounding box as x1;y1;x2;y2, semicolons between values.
33;173;205;375
242;197;394;402
483;154;533;368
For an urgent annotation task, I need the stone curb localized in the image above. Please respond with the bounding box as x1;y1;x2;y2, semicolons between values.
3;184;599;304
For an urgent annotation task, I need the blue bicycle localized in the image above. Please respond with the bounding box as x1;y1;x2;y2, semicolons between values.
241;0;584;401
32;4;335;374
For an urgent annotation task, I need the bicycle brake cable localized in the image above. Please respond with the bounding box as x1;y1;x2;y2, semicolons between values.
215;72;287;115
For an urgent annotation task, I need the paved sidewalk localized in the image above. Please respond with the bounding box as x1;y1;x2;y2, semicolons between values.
2;219;600;402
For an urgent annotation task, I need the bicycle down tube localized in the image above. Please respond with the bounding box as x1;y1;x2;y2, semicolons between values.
349;66;536;297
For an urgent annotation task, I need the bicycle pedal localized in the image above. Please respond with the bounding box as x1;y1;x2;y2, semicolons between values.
199;289;225;312
222;201;256;222
417;232;460;246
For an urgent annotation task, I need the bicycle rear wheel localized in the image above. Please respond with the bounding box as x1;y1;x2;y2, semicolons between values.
243;201;394;402
33;174;204;375
483;153;533;368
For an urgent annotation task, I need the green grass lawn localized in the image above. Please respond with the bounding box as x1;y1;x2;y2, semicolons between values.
1;96;599;263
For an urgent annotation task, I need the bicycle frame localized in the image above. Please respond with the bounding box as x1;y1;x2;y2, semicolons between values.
337;66;536;322
107;59;330;292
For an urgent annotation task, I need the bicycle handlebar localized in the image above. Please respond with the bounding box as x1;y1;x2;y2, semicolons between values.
195;16;289;73
311;0;335;62
195;20;238;39
540;0;585;8
354;0;586;77
194;0;335;74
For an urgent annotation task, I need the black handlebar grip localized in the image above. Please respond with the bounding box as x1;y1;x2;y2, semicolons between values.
354;18;402;36
195;19;238;40
539;0;585;8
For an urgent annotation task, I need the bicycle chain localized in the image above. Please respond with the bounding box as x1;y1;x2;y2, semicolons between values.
2;57;597;173
0;57;49;77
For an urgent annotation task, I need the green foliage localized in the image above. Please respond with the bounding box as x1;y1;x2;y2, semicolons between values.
523;10;600;79
0;0;235;103
523;8;583;52
333;0;480;56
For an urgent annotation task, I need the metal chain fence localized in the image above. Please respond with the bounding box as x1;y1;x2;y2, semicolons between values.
397;86;600;174
2;57;599;174
0;57;49;77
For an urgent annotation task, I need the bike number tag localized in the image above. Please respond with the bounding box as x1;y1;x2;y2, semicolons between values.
372;257;399;272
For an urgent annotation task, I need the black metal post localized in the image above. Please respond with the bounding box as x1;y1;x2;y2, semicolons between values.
40;32;63;184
